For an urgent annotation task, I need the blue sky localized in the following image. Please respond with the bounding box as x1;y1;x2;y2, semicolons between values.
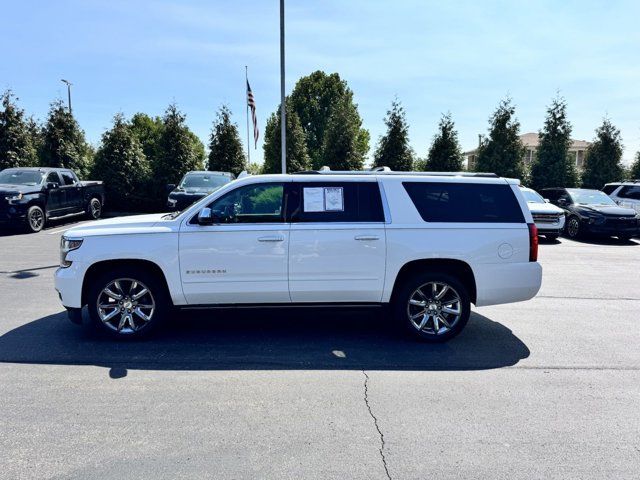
2;0;640;165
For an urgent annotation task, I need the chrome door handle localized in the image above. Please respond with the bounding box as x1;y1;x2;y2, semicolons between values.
258;235;285;242
354;235;380;241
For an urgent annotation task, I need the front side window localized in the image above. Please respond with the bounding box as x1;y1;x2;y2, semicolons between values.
403;182;525;223
601;184;619;195
208;183;285;223
46;172;60;184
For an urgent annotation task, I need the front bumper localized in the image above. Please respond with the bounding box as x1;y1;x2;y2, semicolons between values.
581;218;640;236
0;204;29;224
534;215;565;235
54;262;87;309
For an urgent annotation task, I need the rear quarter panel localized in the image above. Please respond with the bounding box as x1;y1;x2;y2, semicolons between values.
380;177;541;306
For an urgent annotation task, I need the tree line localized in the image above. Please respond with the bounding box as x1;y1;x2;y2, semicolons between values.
2;71;640;212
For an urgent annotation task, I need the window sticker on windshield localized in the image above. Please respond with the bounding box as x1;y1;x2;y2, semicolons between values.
303;187;324;212
324;187;344;211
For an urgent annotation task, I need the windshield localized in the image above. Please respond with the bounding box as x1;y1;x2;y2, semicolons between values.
180;174;230;189
521;189;545;203
0;170;43;186
568;190;617;206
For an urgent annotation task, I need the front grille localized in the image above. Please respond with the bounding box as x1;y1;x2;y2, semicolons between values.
605;216;636;227
533;213;561;224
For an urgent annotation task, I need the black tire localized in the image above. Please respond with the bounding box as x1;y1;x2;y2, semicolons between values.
545;234;559;241
393;271;471;343
87;197;102;220
565;216;581;239
86;265;169;339
25;205;45;233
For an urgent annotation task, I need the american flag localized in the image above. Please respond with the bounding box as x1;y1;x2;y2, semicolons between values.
247;80;259;148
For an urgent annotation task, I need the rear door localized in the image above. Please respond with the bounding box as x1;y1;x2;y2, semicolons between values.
59;170;83;212
288;180;387;303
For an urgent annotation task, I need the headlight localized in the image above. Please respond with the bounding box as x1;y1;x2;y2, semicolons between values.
588;216;606;225
60;237;83;268
6;193;23;204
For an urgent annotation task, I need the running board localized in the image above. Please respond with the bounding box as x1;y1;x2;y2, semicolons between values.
181;302;386;310
47;211;85;221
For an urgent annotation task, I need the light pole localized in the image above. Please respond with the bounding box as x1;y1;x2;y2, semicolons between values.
60;79;72;114
279;0;286;174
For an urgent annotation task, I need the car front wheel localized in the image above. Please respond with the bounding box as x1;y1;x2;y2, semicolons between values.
26;205;45;233
87;266;169;339
394;272;471;342
565;216;581;239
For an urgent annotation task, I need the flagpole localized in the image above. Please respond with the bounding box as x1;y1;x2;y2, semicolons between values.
279;0;286;174
245;66;251;164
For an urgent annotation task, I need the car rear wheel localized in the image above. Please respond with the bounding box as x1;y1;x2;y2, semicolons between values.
545;234;559;241
25;205;45;233
565;216;581;239
87;197;102;219
393;272;471;342
87;266;169;339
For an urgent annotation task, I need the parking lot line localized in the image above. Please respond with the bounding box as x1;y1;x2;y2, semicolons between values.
46;222;89;235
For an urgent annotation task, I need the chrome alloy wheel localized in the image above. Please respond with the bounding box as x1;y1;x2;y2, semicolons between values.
29;208;44;231
567;217;580;237
96;278;155;334
406;281;462;335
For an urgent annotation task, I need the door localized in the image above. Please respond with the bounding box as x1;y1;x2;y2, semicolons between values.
44;171;65;215
288;181;387;303
179;182;291;304
59;170;82;212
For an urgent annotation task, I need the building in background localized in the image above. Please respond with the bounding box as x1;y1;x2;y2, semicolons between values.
464;132;591;171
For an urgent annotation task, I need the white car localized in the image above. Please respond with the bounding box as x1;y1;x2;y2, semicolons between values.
603;181;640;215
55;170;542;342
519;186;566;239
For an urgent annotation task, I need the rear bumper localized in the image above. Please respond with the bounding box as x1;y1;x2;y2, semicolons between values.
474;262;542;307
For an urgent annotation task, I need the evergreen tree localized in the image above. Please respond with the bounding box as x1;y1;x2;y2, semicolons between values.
322;97;366;171
475;98;525;179
262;102;310;174
373;99;414;171
41;99;93;178
424;112;463;171
92;113;150;210
207;105;246;176
152;103;205;188
289;71;369;169
630;151;640;179
0;90;39;169
581;118;624;188
530;96;577;189
129;112;163;163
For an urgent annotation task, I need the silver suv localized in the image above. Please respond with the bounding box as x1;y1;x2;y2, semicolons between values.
603;181;640;215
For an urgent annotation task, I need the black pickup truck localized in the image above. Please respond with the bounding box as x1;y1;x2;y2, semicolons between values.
0;167;105;232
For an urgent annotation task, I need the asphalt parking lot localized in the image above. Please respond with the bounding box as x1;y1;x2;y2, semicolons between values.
0;219;638;480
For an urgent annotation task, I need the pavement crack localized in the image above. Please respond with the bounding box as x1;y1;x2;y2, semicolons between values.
362;370;392;480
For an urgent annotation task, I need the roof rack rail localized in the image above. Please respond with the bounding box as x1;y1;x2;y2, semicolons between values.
292;166;499;178
620;179;640;183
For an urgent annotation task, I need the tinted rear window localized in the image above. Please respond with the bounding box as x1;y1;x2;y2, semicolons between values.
403;182;525;223
602;184;619;195
290;182;385;223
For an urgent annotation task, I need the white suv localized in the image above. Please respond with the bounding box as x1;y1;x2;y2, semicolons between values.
603;181;640;215
55;171;542;342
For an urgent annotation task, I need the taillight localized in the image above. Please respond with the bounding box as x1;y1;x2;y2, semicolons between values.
528;223;538;262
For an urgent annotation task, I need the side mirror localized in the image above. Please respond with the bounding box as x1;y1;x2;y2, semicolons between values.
46;182;59;190
544;198;550;203
166;183;176;194
198;207;215;226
